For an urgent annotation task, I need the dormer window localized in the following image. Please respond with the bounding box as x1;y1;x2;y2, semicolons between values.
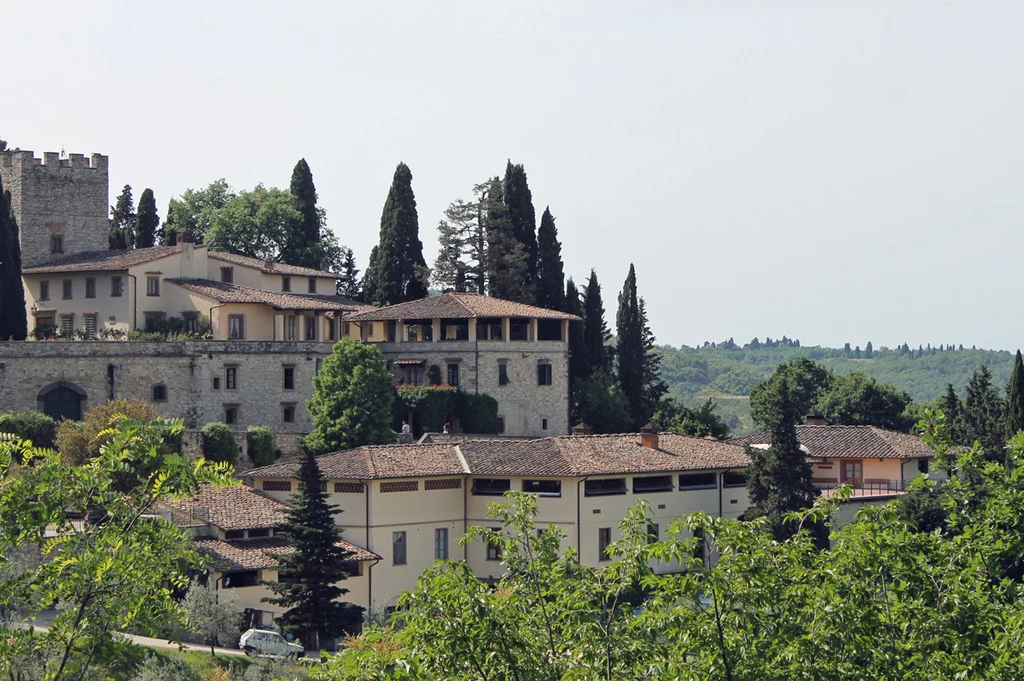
282;276;291;292
308;277;317;293
220;267;233;283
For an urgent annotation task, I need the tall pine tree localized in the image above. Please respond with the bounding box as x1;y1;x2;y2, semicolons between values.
582;270;610;375
502;161;538;295
638;297;668;425
534;207;564;310
135;189;159;248
361;245;380;304
370;163;428;305
616;264;645;429
744;376;820;541
565;278;587;403
262;450;363;649
1007;351;1024;447
0;181;28;340
941;383;963;442
961;365;1005;461
284;159;323;268
336;246;361;299
109;185;135;250
484;177;530;301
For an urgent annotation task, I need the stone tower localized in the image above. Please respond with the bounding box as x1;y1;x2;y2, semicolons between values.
0;150;109;266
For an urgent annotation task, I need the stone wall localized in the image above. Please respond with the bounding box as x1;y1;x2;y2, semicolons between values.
0;340;331;457
0;150;109;267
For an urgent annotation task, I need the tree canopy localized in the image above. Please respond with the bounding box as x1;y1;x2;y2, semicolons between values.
366;163;428;305
0;177;27;341
135;188;159;249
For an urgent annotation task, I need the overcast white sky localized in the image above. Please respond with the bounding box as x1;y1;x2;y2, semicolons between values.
5;1;1023;351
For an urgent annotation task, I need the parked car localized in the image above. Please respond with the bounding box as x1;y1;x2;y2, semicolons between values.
239;628;304;659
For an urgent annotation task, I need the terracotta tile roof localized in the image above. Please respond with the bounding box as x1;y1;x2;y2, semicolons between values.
163;483;289;531
22;246;184;274
208;251;335;278
729;425;934;460
303;294;375;315
346;292;581;322
166;278;355;311
195;536;379;572
245;433;748;480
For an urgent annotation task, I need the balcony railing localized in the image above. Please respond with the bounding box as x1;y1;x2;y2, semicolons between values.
814;479;912;497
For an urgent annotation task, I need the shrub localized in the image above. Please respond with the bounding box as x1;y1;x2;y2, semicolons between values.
56;399;165;465
0;410;58;449
393;385;460;433
246;426;276;467
459;392;499;434
427;364;443;385
131;655;201;681
201;422;238;466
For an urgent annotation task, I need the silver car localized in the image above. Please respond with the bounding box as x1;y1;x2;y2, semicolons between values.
239;628;304;659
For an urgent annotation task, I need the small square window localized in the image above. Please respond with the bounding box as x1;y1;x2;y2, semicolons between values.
542;418;548;431
62;279;73;300
282;276;291;292
283;406;295;423
537;363;552;386
111;276;123;297
220;267;233;283
308;277;317;293
283;366;295;390
85;278;96;299
146;276;160;296
213;377;221;390
226;367;237;390
486;529;502;561
39;281;49;301
152;384;167;402
498;363;510;386
225;407;237;424
50;235;63;254
228;315;245;339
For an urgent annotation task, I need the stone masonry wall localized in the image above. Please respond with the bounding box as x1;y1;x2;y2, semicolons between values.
0;150;109;267
0;341;332;457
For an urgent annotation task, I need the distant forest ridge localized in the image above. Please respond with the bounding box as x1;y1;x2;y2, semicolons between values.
657;338;1017;436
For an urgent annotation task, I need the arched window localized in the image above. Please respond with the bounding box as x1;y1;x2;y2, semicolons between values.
151;384;168;402
37;382;87;422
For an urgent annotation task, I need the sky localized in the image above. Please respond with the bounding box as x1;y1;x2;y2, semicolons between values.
5;1;1024;351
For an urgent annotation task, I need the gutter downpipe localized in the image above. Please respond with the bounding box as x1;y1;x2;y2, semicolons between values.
208;303;226;338
464;474;470;562
576;476;588;554
364;479;372;608
718;471;724;518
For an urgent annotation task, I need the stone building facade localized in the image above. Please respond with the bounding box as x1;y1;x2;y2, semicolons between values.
0;150;109;267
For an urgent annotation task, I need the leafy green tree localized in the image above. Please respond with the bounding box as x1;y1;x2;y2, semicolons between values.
135;188;159;248
246;426;276;468
582;269;611;376
280;158;325;269
0;409;57;451
200;422;238;466
864;341;873;358
534;207;564;310
432;186;488;294
0;179;27;340
652;398;730;439
749;358;833;430
109;184;135;250
56;398;165;466
1006;350;1024;446
0;417;233;681
181;577;241;655
960;364;1005;461
305;340;396;453
361;245;380;304
484;177;530;302
263;449;364;649
744;376;820;541
502;161;538;290
573;371;632;434
816;371;914;431
161;179;235;245
204;184;302;261
368;163;428;305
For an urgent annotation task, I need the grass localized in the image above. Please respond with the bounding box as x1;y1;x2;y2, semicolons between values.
97;639;310;681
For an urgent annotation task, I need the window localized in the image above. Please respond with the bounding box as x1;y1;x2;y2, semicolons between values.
283;366;295;390
472;478;511;496
509;319;529;341
441;320;469;341
283;405;295;423
228;315;245;339
537;319;562;341
646;523;659;544
497;416;505;434
381;481;419;493
286;316;297;340
447;363;459;387
151;384;167;402
212;377;221;390
486;529;502;561
39;281;49;300
585;478;627;497
50;235;63;254
542;418;548;431
679;472;718;490
633;475;674;494
425;478;461;491
282;276;291;292
692;528;706;566
111;276;123;297
146;276;159;296
406;321;431;342
82;314;97;339
498;363;510;386
305;316;316;340
224;530;245;540
393;531;407;565
523;480;561;496
598;528;612;561
477;318;502;340
918;458;929;474
326;318;335;341
263;480;292;492
59;314;74;336
435;528;448;561
225;406;238;424
220;267;233;283
184;313;199;334
85;278;96;298
841;461;863;487
722;471;748;488
537;363;552;386
62;279;73;299
222;571;258;588
343;322;351;337
335;482;364;493
225;367;237;390
308;277;317;293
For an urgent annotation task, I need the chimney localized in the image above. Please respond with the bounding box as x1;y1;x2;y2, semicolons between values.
176;229;194;259
265;260;274;271
319;257;329;271
572;422;592;435
640;423;659;450
805;410;825;426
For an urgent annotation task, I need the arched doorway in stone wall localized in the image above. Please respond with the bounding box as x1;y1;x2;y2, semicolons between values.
37;382;87;422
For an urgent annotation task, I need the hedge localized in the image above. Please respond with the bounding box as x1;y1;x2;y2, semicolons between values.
392;386;499;435
0;409;58;449
201;422;238;466
246;426;276;467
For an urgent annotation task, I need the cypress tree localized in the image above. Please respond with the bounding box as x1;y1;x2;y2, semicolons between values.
372;163;428;305
744;377;820;542
962;365;1005;461
565;278;588;395
262;449;364;649
616;264;645;429
484;178;529;302
638;297;668;424
0;182;28;340
109;185;135;250
285;159;323;268
135;189;159;249
1006;350;1024;446
941;383;962;442
582;270;610;375
336;246;361;299
361;245;380;305
502;161;538;292
534;207;564;310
